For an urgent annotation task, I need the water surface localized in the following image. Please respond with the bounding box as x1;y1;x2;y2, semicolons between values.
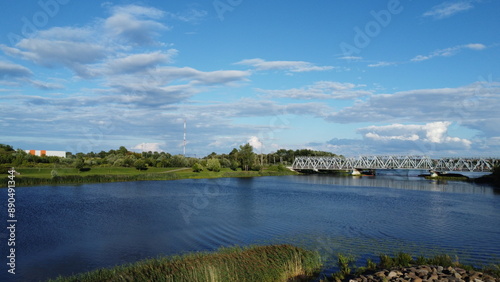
2;174;499;281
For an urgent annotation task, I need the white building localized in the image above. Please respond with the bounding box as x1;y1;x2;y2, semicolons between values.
25;150;67;158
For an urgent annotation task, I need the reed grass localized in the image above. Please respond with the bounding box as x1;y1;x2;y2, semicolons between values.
50;244;322;282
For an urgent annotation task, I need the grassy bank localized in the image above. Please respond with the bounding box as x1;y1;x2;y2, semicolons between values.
2;166;298;187
50;245;322;282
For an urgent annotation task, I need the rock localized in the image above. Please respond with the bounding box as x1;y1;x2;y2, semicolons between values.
375;270;386;278
416;268;429;277
333;264;498;282
429;273;439;280
388;270;399;278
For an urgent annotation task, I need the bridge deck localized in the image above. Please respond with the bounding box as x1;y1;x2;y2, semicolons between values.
292;156;499;172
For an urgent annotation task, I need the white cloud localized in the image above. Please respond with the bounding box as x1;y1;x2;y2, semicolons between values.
132;142;164;152
368;61;397;68
248;136;263;150
104;50;178;74
235;58;334;73
411;43;486;62
104;4;169;45
423;1;474;19
358;122;471;147
338;56;363;61
257;81;372;100
29;80;65;90
327;81;500;138
0;61;32;79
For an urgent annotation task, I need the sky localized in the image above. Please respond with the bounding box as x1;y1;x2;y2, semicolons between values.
0;0;499;157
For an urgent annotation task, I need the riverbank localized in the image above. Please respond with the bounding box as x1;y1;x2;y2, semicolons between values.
49;246;500;282
326;253;500;281
1;166;298;187
50;244;322;282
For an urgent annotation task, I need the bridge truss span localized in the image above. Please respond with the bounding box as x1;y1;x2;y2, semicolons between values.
292;156;499;172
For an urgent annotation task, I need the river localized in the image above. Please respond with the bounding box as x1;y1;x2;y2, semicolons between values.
2;173;500;281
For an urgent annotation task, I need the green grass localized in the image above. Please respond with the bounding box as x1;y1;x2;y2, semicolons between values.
50;244;322;282
14;167;184;178
2;166;297;187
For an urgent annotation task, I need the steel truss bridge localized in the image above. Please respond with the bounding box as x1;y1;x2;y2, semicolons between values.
292;156;500;172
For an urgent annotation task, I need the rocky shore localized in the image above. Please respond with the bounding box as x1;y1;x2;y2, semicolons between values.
346;265;498;281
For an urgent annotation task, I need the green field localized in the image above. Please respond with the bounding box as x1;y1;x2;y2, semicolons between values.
5;166;297;187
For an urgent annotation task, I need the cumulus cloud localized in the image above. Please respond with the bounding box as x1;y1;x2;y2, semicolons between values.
257;81;372;100
248;136;263;150
327;81;500;138
235;58;334;73
323;122;473;156
423;1;475;19
132;142;164;152
358;122;471;147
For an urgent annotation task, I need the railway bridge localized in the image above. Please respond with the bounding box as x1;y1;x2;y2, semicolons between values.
292;156;499;175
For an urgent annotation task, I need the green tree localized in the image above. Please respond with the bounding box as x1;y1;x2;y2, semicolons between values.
74;158;85;170
206;158;221;172
192;163;204;172
238;143;255;171
230;160;239;171
134;159;147;170
171;155;188;167
118;146;128;155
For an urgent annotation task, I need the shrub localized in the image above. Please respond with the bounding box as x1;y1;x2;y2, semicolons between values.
332;254;356;280
251;164;262;171
192;163;204;172
134;160;148;170
206;158;221;172
230;161;239;171
395;252;413;267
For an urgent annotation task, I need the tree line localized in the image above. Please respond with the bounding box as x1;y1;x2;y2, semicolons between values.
0;143;342;172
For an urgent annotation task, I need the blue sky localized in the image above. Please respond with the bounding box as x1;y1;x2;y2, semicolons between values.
1;0;499;157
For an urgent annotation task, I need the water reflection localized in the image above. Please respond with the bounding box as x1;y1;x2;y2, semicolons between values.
293;173;495;194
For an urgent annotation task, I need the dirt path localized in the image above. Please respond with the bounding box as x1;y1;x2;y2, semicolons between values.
159;168;191;173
